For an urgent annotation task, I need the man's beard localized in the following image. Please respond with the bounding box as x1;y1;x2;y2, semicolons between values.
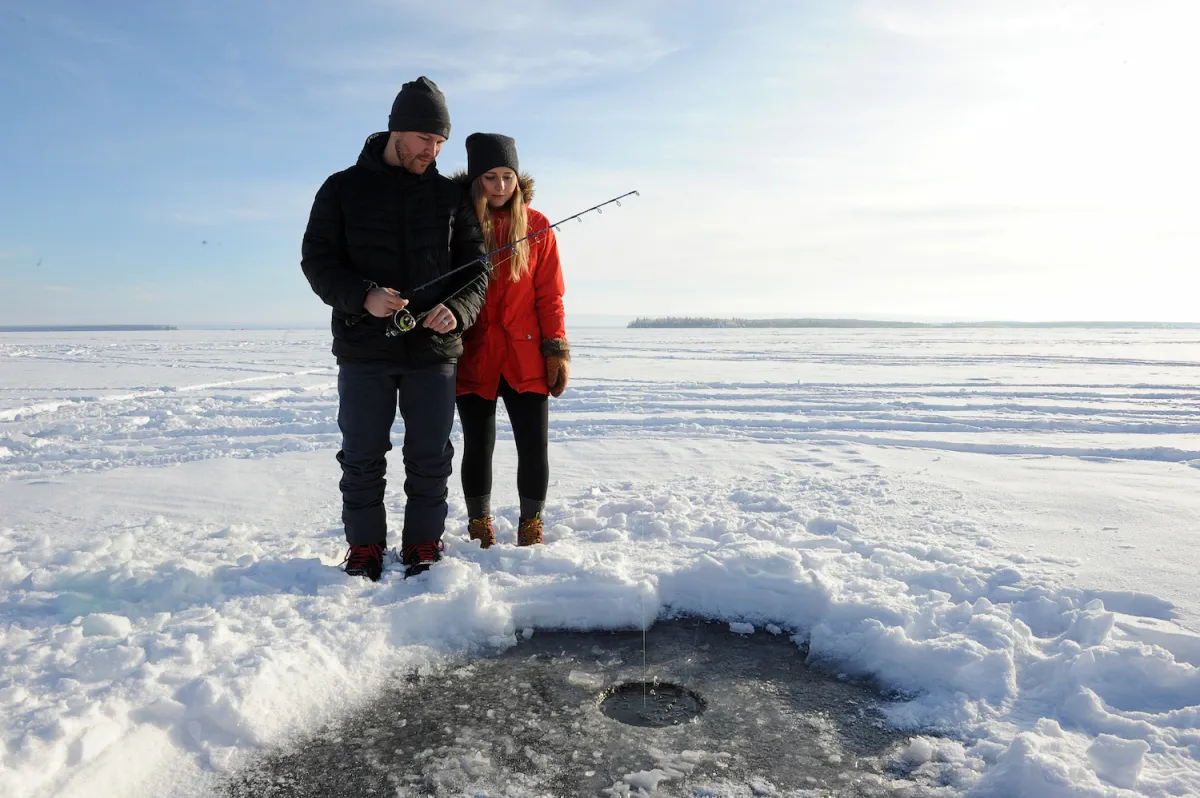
394;140;432;174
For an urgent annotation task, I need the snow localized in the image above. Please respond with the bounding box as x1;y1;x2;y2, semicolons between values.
1;326;1199;796
606;750;727;797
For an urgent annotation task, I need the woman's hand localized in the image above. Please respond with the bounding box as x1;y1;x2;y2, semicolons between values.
542;338;570;397
546;355;569;396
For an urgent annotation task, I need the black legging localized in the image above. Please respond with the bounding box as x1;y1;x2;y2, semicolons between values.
456;377;549;503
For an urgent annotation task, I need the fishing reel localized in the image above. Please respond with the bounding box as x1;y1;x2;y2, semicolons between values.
385;308;419;337
384;256;495;338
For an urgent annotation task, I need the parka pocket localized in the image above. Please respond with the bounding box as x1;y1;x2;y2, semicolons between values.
508;330;546;385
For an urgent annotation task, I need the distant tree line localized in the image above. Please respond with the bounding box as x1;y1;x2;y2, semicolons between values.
627;317;1200;330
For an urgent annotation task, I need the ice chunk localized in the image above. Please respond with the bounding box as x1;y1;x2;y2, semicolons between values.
902;736;936;765
1087;734;1149;789
567;670;606;690
81;613;133;638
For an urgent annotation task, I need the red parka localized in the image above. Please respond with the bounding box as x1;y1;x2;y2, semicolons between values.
456;184;566;400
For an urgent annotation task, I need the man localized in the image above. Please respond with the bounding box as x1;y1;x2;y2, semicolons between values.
302;76;488;580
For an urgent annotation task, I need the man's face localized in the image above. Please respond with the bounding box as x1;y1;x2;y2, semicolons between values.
393;131;445;174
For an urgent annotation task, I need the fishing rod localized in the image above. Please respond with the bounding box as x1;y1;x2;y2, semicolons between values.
385;190;640;337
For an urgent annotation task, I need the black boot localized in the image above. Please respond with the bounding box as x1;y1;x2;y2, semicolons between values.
342;542;386;581
400;540;445;578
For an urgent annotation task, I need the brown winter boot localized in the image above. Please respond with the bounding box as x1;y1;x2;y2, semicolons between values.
468;516;496;549
516;514;544;546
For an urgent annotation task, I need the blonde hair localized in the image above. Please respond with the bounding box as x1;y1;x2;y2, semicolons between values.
473;179;530;282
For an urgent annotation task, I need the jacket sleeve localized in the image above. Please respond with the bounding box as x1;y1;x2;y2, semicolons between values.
301;174;374;316
443;190;489;331
532;227;567;341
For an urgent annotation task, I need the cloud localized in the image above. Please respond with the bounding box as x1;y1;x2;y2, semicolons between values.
283;0;679;98
856;0;1075;40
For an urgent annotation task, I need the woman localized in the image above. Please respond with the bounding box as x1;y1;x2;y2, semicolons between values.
454;133;569;548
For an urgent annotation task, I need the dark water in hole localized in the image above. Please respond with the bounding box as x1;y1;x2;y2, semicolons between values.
223;618;940;797
599;682;706;727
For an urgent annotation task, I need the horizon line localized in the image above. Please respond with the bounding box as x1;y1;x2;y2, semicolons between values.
4;317;1200;333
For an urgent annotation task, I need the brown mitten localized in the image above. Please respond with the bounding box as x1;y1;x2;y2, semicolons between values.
542;338;570;397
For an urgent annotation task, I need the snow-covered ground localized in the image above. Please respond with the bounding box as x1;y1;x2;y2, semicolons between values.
1;327;1198;796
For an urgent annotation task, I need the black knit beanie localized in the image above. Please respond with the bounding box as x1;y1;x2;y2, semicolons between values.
388;76;451;138
465;133;519;182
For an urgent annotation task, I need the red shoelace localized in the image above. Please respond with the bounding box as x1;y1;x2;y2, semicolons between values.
401;539;445;564
343;542;385;569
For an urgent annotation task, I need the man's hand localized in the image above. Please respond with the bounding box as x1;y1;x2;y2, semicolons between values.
364;287;408;318
422;303;458;333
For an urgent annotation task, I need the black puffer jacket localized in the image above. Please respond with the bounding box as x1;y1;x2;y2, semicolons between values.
301;133;488;364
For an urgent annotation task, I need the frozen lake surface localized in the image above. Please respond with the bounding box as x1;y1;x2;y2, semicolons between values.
1;327;1198;796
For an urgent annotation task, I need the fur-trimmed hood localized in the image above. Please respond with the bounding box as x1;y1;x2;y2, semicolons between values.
450;170;536;204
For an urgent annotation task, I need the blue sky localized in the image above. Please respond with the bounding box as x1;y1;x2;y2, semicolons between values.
1;0;1197;325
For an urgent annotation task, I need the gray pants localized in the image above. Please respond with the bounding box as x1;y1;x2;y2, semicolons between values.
336;361;456;547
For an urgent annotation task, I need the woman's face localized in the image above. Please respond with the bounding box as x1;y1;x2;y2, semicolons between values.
480;168;518;208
